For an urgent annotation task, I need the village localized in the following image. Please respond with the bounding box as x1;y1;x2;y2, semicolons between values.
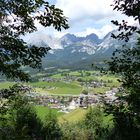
28;87;119;114
22;70;121;114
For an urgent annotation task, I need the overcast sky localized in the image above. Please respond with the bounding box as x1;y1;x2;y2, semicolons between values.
33;0;136;39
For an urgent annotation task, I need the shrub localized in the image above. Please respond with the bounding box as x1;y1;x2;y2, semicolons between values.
43;110;62;140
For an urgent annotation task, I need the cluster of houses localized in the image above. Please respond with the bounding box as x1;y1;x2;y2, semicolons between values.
40;77;59;82
28;87;119;113
80;81;105;88
40;76;79;83
39;76;108;91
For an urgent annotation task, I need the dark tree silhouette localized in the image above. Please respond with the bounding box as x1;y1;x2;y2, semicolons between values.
0;0;69;81
105;1;140;139
111;0;140;41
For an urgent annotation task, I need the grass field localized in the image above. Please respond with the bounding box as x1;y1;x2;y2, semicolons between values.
34;106;64;121
31;81;83;95
89;87;111;94
35;106;86;123
58;108;87;123
0;82;14;89
0;70;121;95
51;73;64;78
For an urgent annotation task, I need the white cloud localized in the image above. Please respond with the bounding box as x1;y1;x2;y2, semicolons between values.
55;0;138;28
126;17;138;26
75;25;115;38
55;0;115;24
23;0;138;40
53;31;69;38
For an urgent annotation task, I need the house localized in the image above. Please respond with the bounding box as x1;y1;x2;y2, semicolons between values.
68;99;77;110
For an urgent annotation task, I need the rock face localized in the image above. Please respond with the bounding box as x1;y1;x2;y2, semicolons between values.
24;30;138;69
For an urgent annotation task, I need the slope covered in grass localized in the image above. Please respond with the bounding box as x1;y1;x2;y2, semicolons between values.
58;108;87;123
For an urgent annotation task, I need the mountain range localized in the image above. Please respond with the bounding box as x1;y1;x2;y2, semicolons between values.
25;31;138;70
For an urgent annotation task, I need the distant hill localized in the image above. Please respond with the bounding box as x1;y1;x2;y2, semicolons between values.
25;31;138;70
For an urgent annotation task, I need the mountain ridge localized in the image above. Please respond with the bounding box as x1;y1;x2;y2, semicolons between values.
24;31;138;69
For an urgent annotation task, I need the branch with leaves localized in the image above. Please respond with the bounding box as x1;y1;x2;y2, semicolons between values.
0;0;69;81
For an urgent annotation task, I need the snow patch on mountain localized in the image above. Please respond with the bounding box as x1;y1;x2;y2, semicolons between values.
24;31;63;49
23;30;138;68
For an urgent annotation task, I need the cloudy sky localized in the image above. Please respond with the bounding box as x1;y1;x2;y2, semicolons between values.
34;0;136;39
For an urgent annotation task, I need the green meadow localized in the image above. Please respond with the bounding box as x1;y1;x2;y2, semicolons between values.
0;82;14;89
34;106;87;123
31;81;82;95
34;105;113;126
58;108;87;123
0;70;121;95
31;70;120;95
34;106;64;121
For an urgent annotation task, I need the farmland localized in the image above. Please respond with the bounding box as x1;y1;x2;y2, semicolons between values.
0;69;121;95
0;69;119;128
34;106;64;121
34;105;87;123
31;69;120;95
31;81;82;95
